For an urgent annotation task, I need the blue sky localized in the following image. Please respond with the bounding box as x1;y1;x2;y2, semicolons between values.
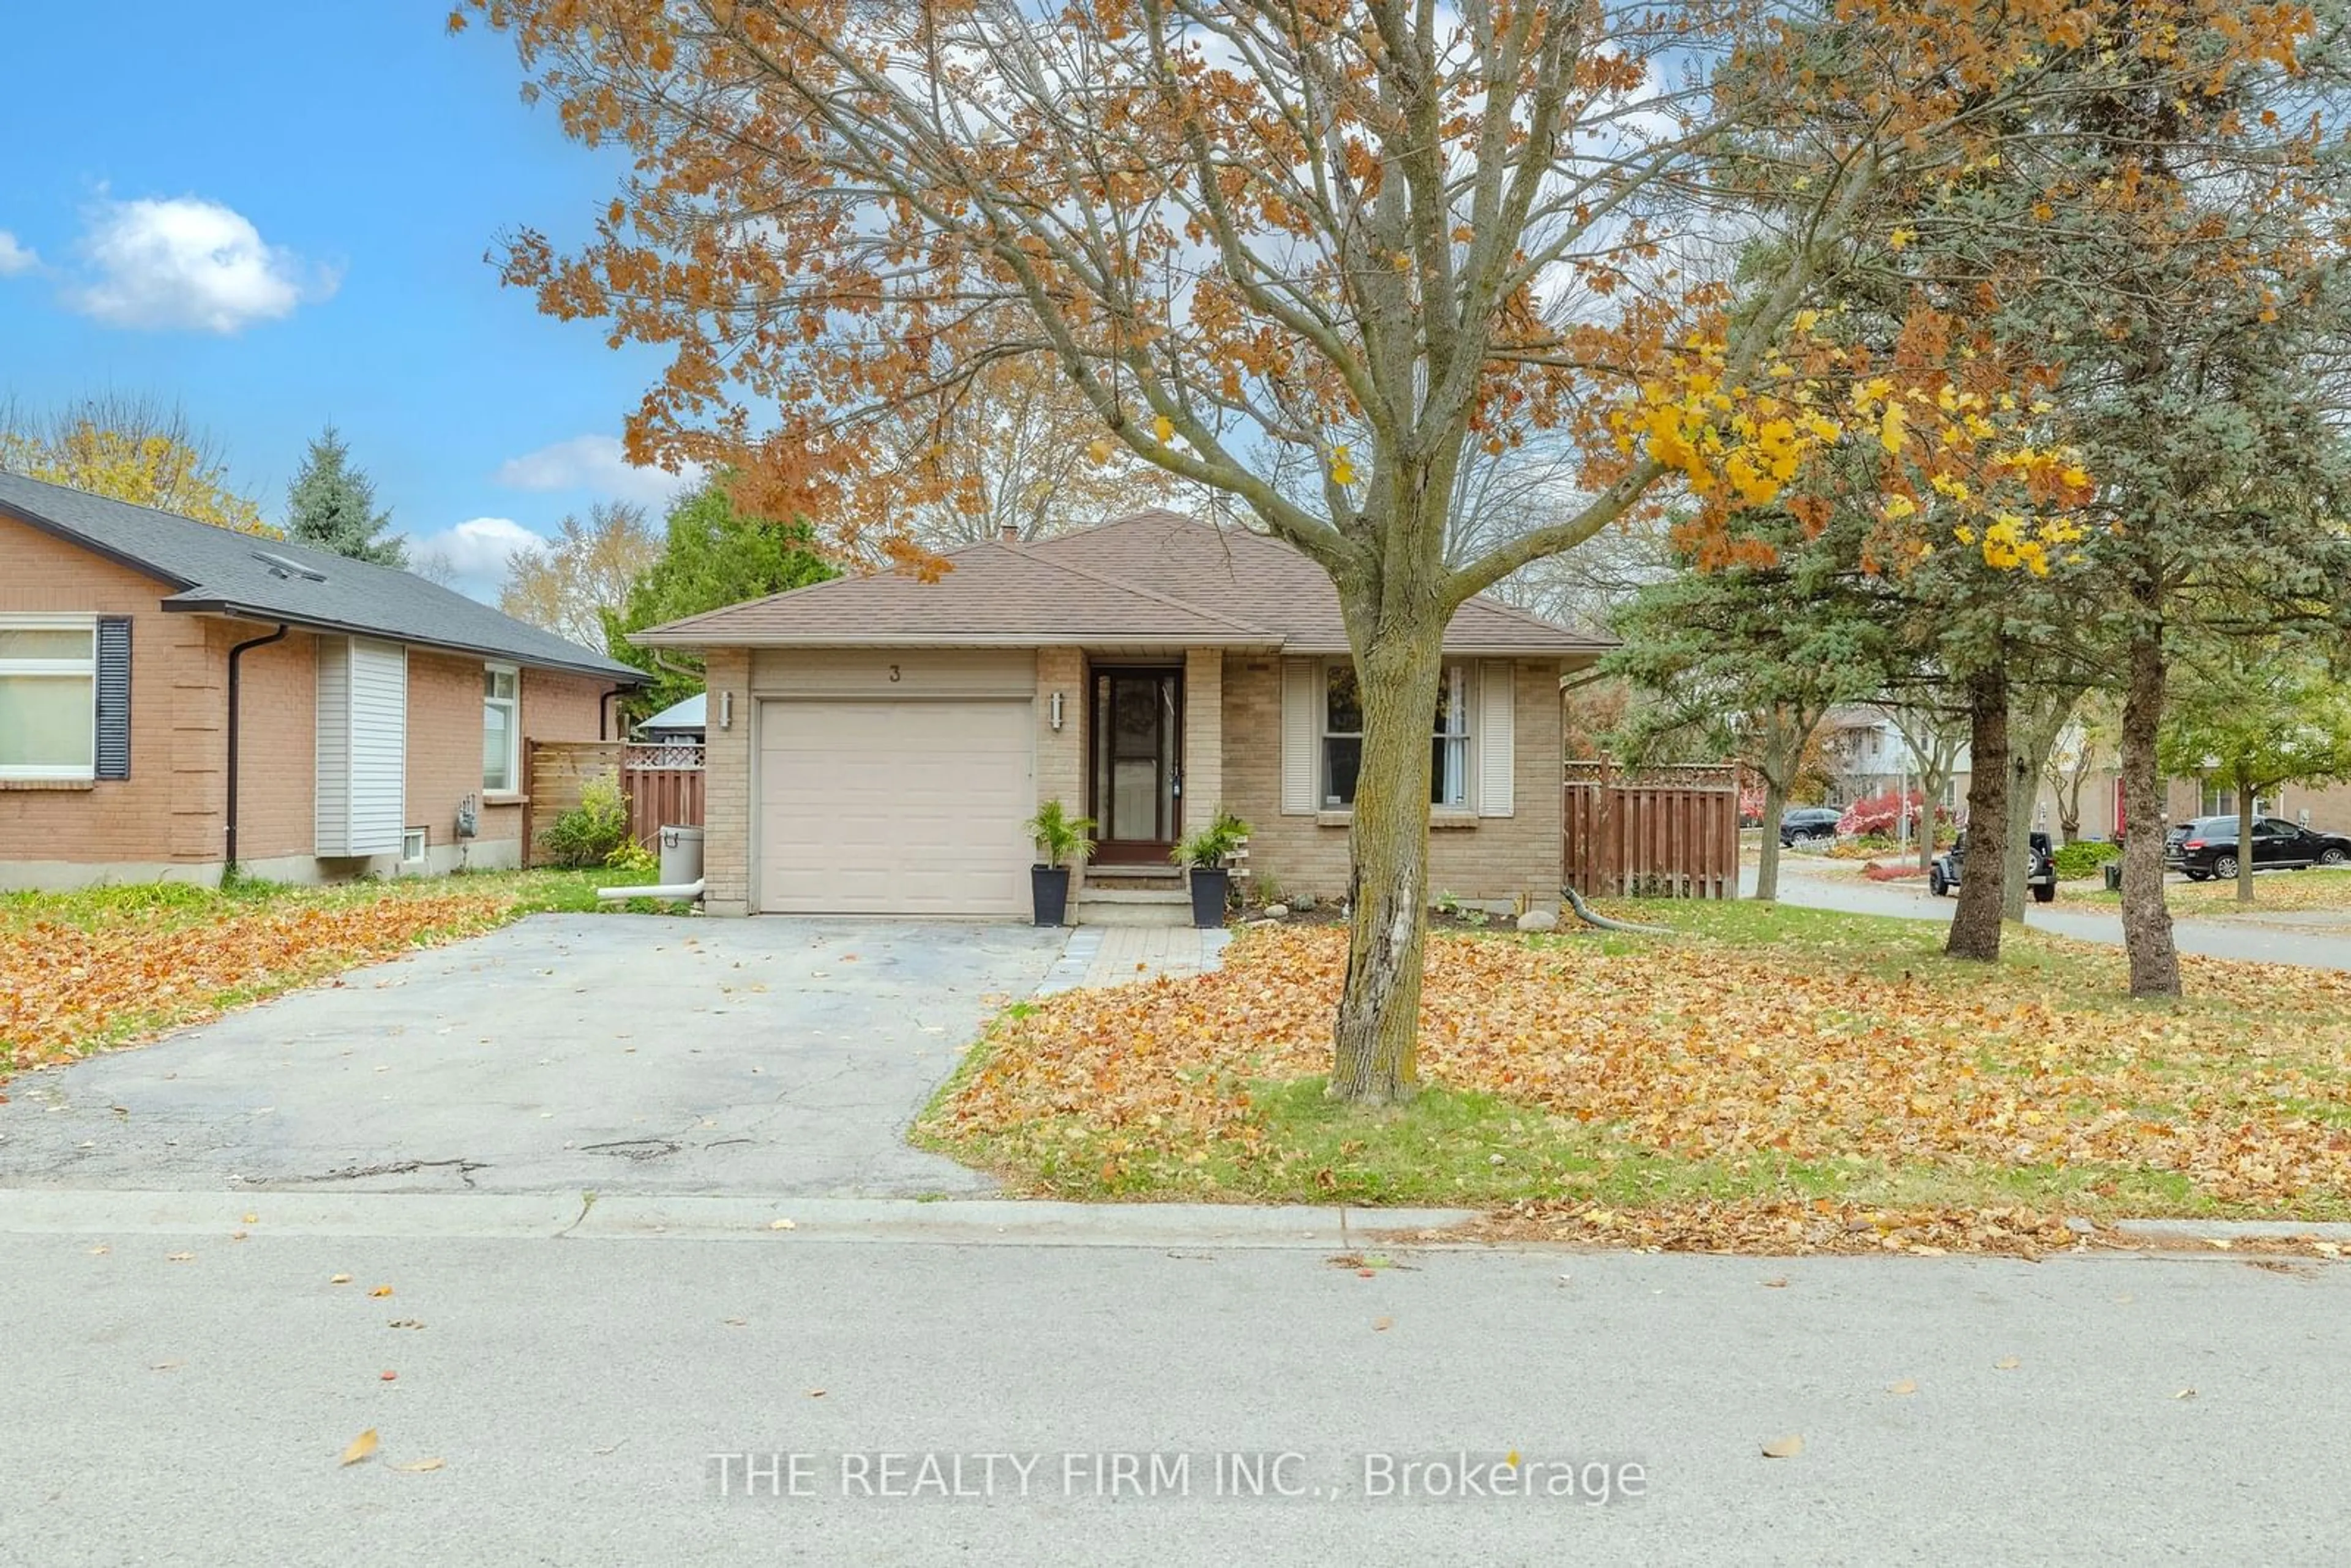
0;3;696;599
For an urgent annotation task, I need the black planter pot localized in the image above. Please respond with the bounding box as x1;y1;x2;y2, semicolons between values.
1031;865;1071;927
1187;866;1229;928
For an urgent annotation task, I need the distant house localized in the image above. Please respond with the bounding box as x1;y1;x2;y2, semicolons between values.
0;471;643;891
631;509;1605;918
1820;705;1968;809
634;692;706;743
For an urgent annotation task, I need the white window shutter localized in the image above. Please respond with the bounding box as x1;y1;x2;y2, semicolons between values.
1477;659;1515;817
1281;658;1318;814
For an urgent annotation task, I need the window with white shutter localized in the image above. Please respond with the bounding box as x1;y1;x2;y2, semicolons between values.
1280;658;1318;814
1477;659;1515;817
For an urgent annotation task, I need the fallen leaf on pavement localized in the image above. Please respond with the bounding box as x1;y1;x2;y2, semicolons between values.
808;1389;827;1398
1761;1436;1804;1459
722;1318;748;1327
369;1285;394;1298
87;1245;109;1256
379;1370;397;1381
339;1430;379;1467
1888;1379;1918;1395
166;1252;194;1263
1995;1356;2022;1370
242;1214;258;1225
768;1218;796;1231
1373;1316;1393;1332
390;1458;444;1472
2174;1387;2197;1400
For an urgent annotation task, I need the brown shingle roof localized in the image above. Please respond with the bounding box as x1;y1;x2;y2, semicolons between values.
634;509;1606;655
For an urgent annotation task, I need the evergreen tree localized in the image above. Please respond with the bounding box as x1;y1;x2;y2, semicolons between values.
606;478;839;719
283;426;406;566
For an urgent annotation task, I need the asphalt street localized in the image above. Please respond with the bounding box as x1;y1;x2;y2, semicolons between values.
1755;856;2351;969
2;1206;2343;1567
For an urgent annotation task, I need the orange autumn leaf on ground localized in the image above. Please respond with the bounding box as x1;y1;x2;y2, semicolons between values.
0;892;514;1072
924;923;2351;1250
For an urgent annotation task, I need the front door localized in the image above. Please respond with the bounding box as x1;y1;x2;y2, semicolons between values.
1090;667;1182;865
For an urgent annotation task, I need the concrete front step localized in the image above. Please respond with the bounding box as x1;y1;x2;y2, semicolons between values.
1073;887;1194;927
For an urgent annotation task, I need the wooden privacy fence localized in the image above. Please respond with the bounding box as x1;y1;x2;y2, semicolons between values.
1562;761;1742;899
524;740;706;865
623;742;704;846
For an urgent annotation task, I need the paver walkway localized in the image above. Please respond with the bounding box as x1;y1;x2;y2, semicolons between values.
1035;925;1234;994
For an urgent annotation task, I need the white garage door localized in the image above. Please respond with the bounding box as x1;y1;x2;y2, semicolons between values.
757;699;1034;915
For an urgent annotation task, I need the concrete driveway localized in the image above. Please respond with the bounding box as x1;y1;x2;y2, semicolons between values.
0;915;1067;1198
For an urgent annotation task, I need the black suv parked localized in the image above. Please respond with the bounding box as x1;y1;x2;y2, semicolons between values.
2165;816;2351;880
1929;829;2056;903
1779;807;1843;847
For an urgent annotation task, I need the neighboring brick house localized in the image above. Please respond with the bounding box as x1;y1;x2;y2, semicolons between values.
632;509;1603;920
0;471;640;891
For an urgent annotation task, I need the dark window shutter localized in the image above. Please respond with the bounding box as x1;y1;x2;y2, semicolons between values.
95;617;132;780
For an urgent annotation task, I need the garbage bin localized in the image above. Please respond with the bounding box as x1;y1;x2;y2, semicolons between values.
2103;861;2123;891
659;824;705;887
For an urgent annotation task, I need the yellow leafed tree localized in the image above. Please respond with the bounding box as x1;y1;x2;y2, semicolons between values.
0;393;274;536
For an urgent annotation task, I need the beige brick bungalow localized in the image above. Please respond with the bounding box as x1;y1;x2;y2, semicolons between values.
632;509;1605;919
0;471;641;891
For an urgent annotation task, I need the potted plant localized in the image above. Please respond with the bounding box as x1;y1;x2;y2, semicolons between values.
1172;809;1250;928
1024;800;1095;926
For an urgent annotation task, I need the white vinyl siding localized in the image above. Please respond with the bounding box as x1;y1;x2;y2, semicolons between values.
1477;660;1515;817
315;637;408;857
1280;658;1318;814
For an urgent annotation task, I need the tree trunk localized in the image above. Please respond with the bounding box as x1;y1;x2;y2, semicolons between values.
1946;663;2009;961
1910;755;1947;873
2235;780;2256;907
2003;699;2068;922
1756;773;1787;901
1329;626;1445;1105
2118;628;2181;996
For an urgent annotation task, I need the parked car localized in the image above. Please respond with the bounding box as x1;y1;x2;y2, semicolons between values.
1780;806;1843;847
1929;829;2057;902
2164;816;2351;880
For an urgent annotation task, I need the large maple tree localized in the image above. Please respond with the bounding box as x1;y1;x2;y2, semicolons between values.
459;0;2314;1098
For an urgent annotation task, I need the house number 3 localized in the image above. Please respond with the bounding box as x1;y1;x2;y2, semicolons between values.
888;664;901;682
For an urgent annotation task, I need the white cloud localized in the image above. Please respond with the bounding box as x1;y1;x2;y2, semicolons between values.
495;434;704;508
0;231;36;276
68;195;336;333
402;516;547;604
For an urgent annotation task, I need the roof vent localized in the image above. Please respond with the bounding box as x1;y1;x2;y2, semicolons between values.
252;549;328;583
